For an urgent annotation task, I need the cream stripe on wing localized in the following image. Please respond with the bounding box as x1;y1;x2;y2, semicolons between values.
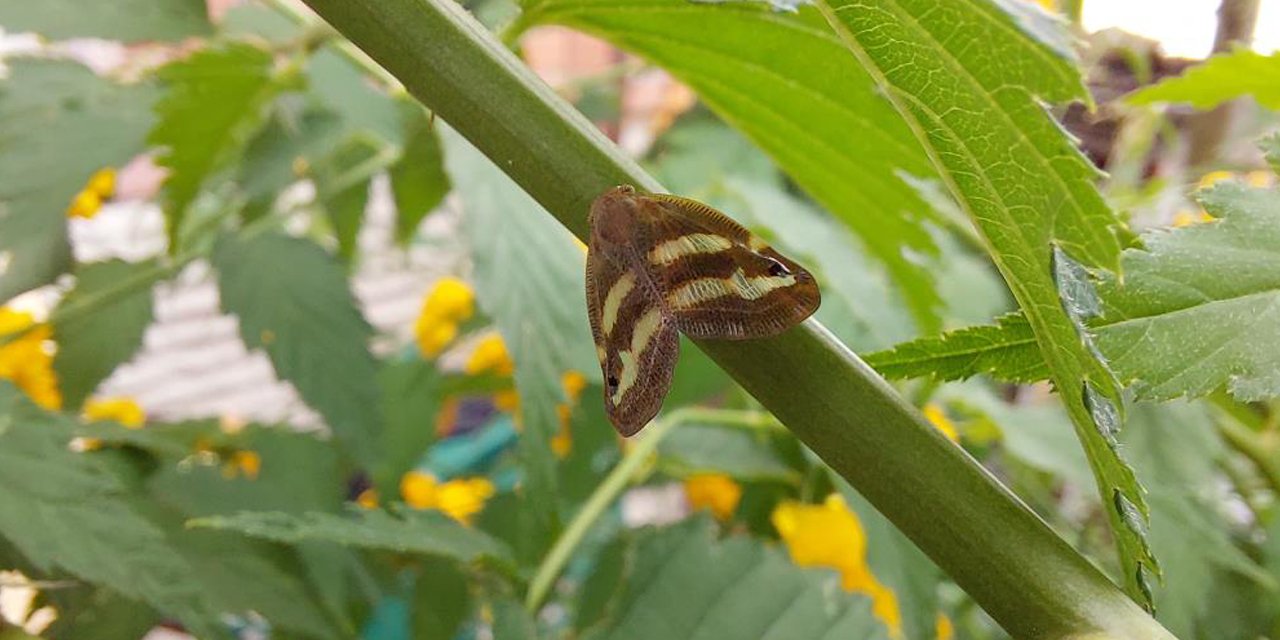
601;272;636;336
648;233;734;266
610;306;663;404
666;268;796;310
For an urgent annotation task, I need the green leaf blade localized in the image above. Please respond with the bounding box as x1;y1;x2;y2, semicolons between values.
52;260;158;409
0;61;156;302
191;508;514;565
1127;49;1280;110
0;0;211;41
813;0;1152;607
151;43;288;249
864;312;1046;383
212;232;382;465
583;519;890;640
1096;183;1280;402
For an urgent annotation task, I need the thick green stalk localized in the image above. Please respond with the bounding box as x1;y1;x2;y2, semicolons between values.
296;0;1172;636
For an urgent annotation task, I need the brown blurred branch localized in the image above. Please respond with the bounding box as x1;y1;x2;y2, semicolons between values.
1187;0;1261;166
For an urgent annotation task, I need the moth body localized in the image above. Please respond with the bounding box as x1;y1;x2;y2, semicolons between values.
585;185;820;436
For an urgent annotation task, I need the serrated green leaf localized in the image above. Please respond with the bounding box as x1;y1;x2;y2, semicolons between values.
238;106;348;219
390;103;450;244
313;136;383;260
375;358;442;493
864;313;1046;383
1095;183;1280;402
443;126;599;551
191;508;514;565
212;232;382;465
306;48;401;144
658;423;798;484
52;260;157;409
809;0;1151;603
0;0;210;41
520;0;945;330
148;424;345;516
1127;49;1280;110
151;43;290;249
0;61;156;302
581;518;890;640
0;383;219;635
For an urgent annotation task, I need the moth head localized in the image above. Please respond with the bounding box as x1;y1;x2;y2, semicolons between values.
590;185;644;244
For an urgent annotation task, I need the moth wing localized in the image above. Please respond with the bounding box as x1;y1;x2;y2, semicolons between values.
586;232;680;437
643;195;821;340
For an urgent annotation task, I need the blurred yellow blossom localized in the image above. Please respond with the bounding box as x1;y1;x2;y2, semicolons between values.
0;308;61;410
414;277;475;358
493;388;520;413
356;488;379;509
83;397;146;429
1245;170;1274;188
65;167;116;219
222;450;262;480
551;370;589;458
401;470;495;524
923;404;959;442
466;332;515;376
1172;209;1215;228
1031;0;1055;10
936;613;954;640
1197;170;1234;190
772;494;902;636
684;473;742;521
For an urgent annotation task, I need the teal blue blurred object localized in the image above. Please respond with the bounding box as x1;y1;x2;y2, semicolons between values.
362;594;409;640
423;413;518;480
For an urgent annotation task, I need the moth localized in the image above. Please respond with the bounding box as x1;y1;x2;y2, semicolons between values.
585;185;821;436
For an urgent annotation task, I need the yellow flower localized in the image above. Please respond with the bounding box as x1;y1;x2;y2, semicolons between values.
66;189;103;219
772;495;902;636
1031;0;1055;11
1197;170;1235;190
923;404;959;442
936;613;954;640
551;370;589;459
1245;170;1274;188
400;470;495;525
83;397;146;429
222;450;262;480
0;308;61;410
86;167;117;199
1172;209;1215;228
684;473;742;521
493;388;520;413
466;332;514;376
414;277;475;358
356;488;379;509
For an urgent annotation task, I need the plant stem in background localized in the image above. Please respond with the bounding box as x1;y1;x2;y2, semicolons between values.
295;0;1174;635
1187;0;1261;166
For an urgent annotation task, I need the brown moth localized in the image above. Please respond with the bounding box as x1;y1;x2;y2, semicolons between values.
585;185;821;436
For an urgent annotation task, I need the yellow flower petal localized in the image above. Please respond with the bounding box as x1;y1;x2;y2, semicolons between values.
936;613;954;640
401;470;440;509
493;388;520;413
65;188;103;219
86;167;117;199
561;370;588;401
0;308;61;410
356;488;380;509
413;277;475;358
233;450;261;480
415;322;458;358
436;477;495;524
551;413;573;459
1198;170;1235;190
684;473;742;521
83;397;146;429
923;404;959;442
772;495;902;636
466;332;515;376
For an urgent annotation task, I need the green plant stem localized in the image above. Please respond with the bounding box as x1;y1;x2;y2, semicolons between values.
525;409;683;612
1217;415;1280;496
297;0;1172;636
